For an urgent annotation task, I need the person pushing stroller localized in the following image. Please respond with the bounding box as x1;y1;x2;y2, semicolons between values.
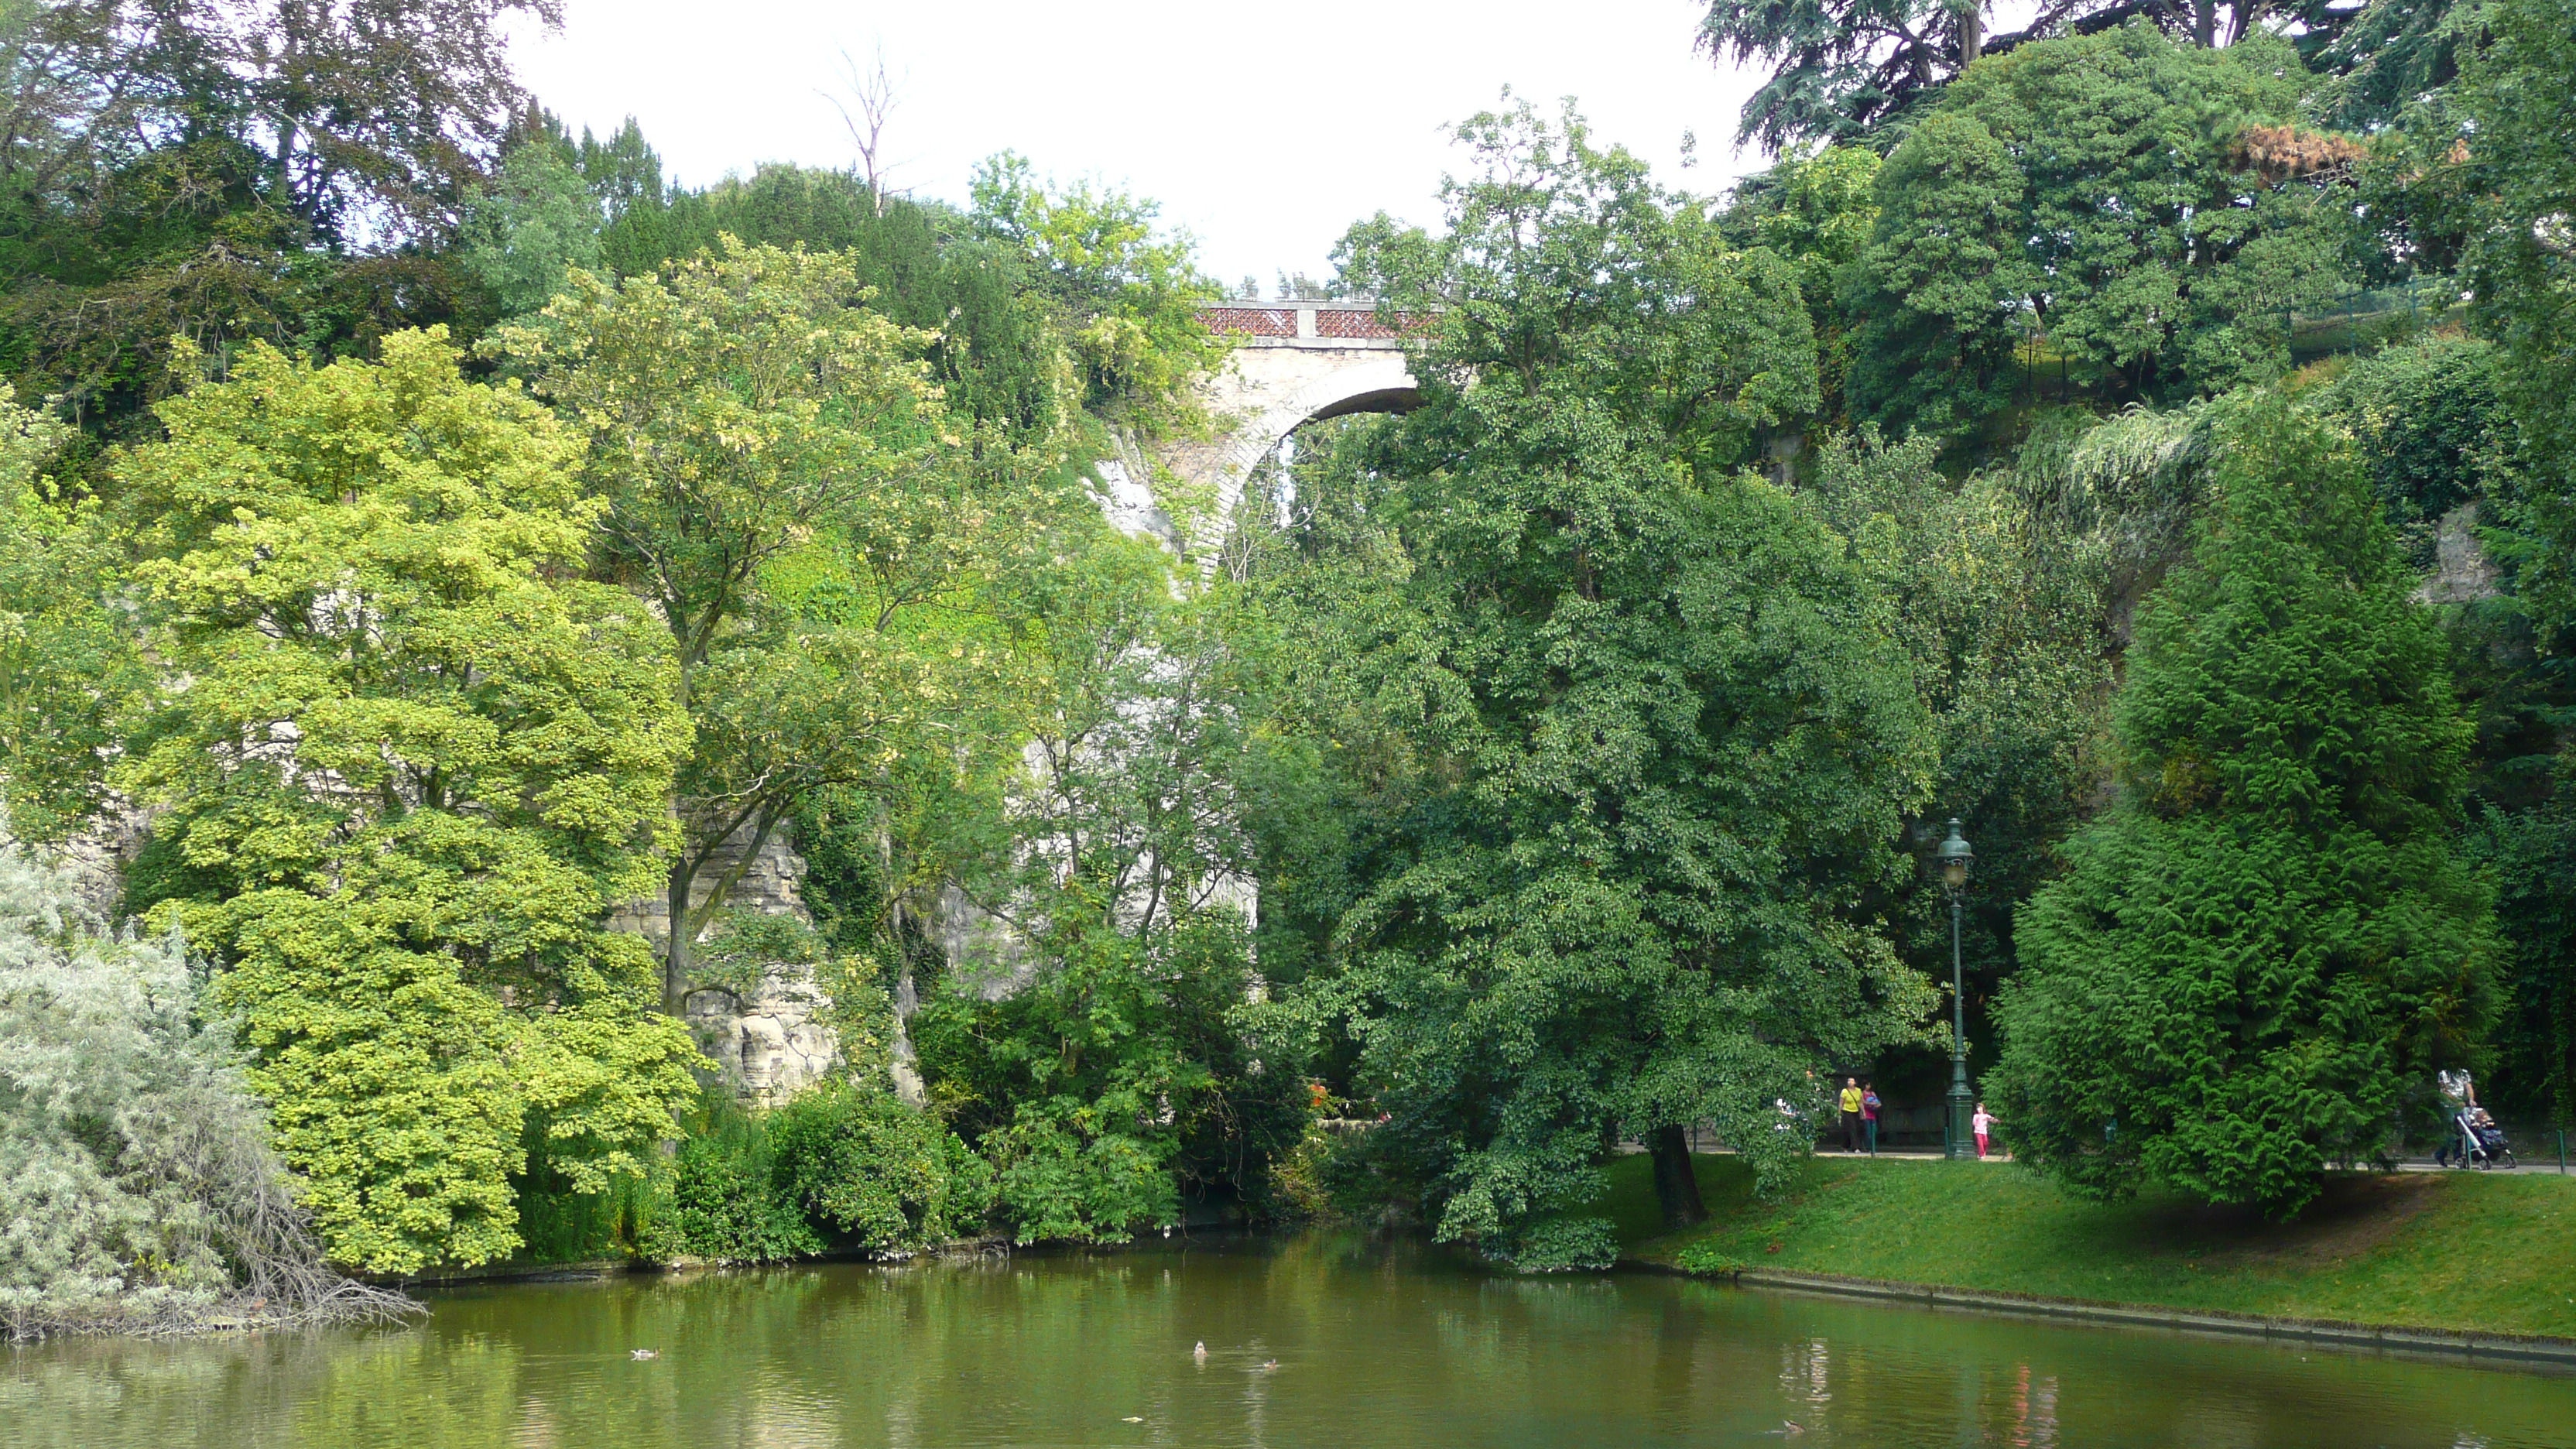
2435;1068;2514;1170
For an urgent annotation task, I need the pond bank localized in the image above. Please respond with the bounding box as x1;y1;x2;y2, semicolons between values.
1609;1153;2576;1346
1623;1260;2576;1366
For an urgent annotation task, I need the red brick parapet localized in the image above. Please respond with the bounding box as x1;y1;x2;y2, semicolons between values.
1199;301;1433;344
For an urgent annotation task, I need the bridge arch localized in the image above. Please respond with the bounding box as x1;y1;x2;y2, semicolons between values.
1206;355;1420;518
1151;302;1428;560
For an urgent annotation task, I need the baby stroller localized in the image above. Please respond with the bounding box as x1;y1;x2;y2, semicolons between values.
2446;1107;2516;1170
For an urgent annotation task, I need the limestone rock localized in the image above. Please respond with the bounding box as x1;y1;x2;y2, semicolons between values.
2413;501;2499;605
683;965;841;1108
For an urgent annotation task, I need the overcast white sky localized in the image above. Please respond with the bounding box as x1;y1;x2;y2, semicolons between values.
507;0;1772;290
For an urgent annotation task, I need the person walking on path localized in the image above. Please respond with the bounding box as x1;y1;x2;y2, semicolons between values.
2435;1068;2477;1166
1972;1101;1998;1160
1838;1077;1864;1153
1861;1082;1881;1156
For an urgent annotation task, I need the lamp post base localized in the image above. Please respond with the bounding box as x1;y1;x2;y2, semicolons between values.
1946;1068;1975;1161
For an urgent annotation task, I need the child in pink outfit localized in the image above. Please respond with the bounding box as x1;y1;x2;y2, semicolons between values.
1971;1103;1997;1159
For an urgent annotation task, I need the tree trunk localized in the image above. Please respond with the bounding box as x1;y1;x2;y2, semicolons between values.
2194;0;2217;47
1958;2;1982;67
1649;1124;1708;1229
663;857;694;1016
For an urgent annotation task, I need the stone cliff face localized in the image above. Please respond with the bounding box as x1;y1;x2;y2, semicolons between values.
683;963;841;1107
2413;501;2500;605
612;816;847;1106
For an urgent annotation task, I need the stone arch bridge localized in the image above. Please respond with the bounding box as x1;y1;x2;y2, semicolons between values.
1125;301;1430;557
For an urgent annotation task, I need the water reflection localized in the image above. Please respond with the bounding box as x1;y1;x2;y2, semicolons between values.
5;1233;2572;1449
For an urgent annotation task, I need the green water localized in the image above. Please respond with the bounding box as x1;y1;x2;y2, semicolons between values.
6;1234;2573;1448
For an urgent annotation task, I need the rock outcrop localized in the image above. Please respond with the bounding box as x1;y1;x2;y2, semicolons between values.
683;964;842;1108
614;816;847;1105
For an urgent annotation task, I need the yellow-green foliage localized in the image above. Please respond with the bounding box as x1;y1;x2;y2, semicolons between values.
0;399;150;842
114;329;700;1275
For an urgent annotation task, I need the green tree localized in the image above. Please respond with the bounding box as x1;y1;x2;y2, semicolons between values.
2403;0;2576;635
1303;104;1934;1263
1697;0;2365;152
2;0;560;243
1845;27;2355;437
1801;428;2112;1078
968;152;1225;428
901;534;1309;1243
1992;398;2495;1216
2311;0;2482;131
2468;803;2576;1124
509;240;1018;1013
113;329;700;1273
460;139;605;317
1725;146;1881;423
0;0;551;444
0;397;148;841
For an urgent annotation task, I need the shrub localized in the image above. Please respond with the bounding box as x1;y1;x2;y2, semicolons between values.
0;820;408;1338
768;1080;992;1252
985;1108;1176;1245
648;1091;819;1264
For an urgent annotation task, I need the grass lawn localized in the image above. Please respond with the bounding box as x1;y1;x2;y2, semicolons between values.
1604;1153;2576;1341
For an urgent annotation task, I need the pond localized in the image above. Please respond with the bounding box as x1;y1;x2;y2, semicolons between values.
5;1234;2571;1448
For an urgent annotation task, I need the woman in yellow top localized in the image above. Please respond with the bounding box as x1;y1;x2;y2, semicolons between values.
1838;1077;1864;1153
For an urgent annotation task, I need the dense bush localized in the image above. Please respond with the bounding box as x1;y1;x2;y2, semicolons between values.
0;821;405;1338
769;1081;992;1253
649;1091;822;1264
916;909;1306;1245
646;1080;993;1263
2308;335;2515;568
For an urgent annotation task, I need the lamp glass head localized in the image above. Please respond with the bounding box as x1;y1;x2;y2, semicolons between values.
1934;818;1973;892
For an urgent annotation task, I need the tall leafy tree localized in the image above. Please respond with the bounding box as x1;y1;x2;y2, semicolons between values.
2386;0;2576;1125
1306;104;1935;1265
902;533;1308;1242
2403;0;2576;635
1699;0;2355;152
1992;397;2494;1216
1801;429;2113;1077
0;0;551;444
112;329;700;1273
968;152;1225;429
0;397;148;841
511;240;1038;1013
1844;26;2355;437
2;0;559;242
1723;146;1882;424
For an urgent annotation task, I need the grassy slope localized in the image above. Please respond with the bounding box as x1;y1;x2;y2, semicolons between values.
1605;1153;2576;1340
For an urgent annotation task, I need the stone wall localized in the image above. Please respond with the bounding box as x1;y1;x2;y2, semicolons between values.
683;963;842;1108
612;816;848;1106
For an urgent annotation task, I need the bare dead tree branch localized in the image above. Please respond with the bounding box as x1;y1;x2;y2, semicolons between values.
820;43;903;218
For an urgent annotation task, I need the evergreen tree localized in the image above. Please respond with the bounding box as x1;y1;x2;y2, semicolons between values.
1991;397;2495;1215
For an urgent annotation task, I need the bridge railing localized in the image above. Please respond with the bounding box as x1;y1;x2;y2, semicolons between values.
1197;300;1433;344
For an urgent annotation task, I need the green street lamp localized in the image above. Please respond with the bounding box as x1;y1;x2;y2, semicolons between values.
1936;820;1976;1160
